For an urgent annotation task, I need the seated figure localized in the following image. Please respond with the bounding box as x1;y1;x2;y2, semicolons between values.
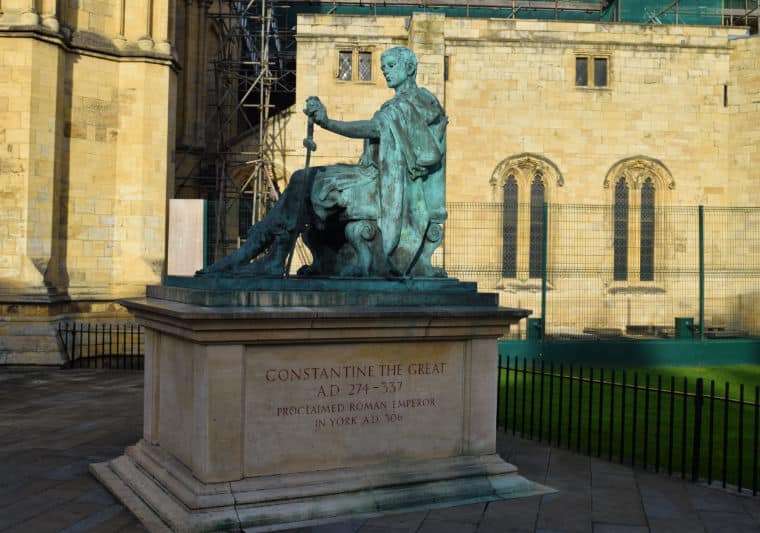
197;46;448;278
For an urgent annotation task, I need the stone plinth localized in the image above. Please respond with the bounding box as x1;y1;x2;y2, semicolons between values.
92;279;551;532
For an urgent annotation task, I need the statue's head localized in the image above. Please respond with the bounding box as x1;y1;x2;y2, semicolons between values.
381;47;418;89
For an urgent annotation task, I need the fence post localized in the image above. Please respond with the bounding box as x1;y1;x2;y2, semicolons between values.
691;377;704;482
698;205;705;341
541;202;548;339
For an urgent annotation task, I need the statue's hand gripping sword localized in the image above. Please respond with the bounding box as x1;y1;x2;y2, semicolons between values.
283;101;318;277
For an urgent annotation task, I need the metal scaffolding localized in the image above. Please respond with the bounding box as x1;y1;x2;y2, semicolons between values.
201;0;297;262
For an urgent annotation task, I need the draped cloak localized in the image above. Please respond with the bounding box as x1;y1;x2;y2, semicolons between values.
311;86;447;275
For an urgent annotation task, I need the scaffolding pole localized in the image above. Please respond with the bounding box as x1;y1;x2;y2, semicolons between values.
202;0;296;261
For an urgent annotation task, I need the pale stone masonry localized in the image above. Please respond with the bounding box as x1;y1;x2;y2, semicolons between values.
0;2;176;363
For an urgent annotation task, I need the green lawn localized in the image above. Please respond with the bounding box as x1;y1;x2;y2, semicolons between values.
497;363;760;492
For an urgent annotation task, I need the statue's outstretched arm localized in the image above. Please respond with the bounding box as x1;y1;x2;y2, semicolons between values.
318;118;379;139
304;96;379;139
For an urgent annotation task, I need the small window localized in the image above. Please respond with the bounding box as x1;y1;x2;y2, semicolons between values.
358;52;372;81
594;58;608;87
576;55;609;88
338;49;373;82
338;51;353;81
575;57;588;86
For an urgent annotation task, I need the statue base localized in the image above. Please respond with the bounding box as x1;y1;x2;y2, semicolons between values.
93;441;550;533
92;281;551;532
153;274;499;307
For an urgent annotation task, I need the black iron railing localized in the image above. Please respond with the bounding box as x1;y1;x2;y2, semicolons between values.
498;356;760;495
58;322;144;370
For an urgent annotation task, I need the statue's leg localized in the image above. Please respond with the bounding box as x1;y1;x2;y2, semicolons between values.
195;219;275;275
409;222;446;277
235;169;313;276
298;226;324;276
196;169;312;276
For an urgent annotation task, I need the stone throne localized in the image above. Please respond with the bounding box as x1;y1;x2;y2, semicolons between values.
300;200;446;278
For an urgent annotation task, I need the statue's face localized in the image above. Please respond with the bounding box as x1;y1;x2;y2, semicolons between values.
380;53;410;89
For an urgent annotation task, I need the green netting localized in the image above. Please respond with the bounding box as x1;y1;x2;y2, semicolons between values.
621;0;722;25
288;0;728;25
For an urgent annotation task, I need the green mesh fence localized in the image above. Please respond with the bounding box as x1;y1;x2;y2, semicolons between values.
439;203;760;340
703;207;760;337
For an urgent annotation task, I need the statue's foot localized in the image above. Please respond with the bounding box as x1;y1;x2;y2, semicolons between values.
235;251;286;276
408;262;447;278
428;266;447;278
297;263;320;276
194;259;235;277
195;265;222;277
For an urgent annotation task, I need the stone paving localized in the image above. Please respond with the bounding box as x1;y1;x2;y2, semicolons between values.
1;368;759;533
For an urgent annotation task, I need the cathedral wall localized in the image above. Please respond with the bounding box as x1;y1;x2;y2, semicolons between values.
62;57;175;300
0;38;63;295
729;37;760;199
0;3;175;363
442;19;742;205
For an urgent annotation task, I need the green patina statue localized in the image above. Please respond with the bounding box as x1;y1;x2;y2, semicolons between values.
197;46;447;278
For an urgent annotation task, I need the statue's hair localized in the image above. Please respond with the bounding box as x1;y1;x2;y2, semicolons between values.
382;46;417;76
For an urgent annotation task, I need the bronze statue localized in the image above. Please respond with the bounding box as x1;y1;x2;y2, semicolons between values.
197;46;447;278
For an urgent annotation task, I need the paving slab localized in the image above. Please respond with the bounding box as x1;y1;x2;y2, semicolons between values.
425;502;487;524
647;516;705;533
536;489;594;533
478;495;541;531
592;525;650;533
591;486;647;526
698;510;760;533
362;510;428;531
415;520;478;533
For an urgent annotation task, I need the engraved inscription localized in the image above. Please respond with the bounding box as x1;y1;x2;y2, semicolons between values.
264;362;448;432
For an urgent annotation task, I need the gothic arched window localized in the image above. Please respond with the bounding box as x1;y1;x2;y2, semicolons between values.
501;176;518;278
529;175;545;278
640;178;655;281
613;177;629;281
493;154;562;281
605;156;672;284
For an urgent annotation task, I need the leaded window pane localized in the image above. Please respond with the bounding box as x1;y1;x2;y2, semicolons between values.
529;175;545;279
594;57;608;87
501;176;518;278
640;178;655;281
576;57;588;86
338;51;352;80
614;177;629;281
358;52;372;81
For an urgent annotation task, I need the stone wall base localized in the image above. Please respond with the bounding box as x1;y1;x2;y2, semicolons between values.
0;301;132;365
